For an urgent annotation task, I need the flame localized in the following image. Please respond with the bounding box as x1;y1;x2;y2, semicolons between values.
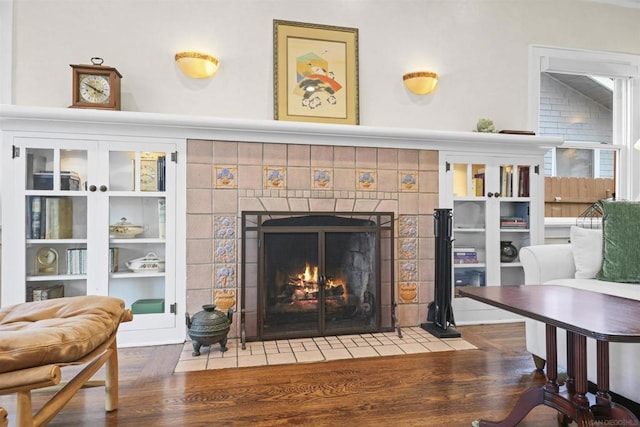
298;262;318;283
291;262;347;300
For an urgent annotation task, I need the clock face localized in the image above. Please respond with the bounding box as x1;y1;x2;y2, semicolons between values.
37;247;57;265
79;74;111;104
141;164;157;184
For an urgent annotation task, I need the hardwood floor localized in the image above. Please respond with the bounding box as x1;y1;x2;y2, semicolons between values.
1;322;636;426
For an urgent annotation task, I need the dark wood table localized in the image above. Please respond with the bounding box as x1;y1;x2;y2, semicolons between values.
459;285;640;427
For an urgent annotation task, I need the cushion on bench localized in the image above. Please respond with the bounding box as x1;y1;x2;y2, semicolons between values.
0;296;127;374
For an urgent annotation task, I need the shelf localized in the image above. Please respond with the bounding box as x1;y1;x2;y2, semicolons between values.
453;263;486;269
500;262;523;268
111;271;165;279
454;228;486;232
27;274;87;282
27;239;87;245
110;238;165;244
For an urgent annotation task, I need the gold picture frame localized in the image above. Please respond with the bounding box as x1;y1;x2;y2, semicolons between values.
274;20;359;125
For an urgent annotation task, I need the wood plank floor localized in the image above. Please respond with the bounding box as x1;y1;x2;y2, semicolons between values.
1;322;636;426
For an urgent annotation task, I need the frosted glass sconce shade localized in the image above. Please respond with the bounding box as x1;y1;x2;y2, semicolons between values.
403;71;438;95
175;51;219;79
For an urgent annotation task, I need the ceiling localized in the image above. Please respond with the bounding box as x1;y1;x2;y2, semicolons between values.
546;72;613;110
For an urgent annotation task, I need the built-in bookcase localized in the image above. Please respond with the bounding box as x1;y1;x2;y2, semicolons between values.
1;133;185;346
440;153;544;324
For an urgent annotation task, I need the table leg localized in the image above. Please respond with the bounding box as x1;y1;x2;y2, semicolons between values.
590;340;640;425
571;332;590;409
565;330;575;394
595;340;611;406
544;324;559;393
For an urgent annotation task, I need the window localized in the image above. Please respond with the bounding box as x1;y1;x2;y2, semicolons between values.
529;46;640;219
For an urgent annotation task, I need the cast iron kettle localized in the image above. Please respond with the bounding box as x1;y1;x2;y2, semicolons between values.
185;304;233;356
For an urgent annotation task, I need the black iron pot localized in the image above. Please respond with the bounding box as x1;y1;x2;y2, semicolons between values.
185;304;233;356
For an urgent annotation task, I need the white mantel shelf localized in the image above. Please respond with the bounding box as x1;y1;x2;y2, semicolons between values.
0;105;564;154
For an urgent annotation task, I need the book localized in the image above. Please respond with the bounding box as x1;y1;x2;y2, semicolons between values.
44;197;73;239
109;247;119;273
158;198;166;238
30;196;42;239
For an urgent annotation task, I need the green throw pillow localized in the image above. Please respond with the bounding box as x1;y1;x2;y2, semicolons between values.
596;200;640;283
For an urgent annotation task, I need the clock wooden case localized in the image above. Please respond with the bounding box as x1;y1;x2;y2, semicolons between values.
70;58;123;110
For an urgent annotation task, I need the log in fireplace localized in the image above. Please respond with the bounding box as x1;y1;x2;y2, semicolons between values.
240;212;395;344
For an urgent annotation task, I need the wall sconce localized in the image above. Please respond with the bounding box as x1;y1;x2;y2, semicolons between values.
634;138;640;150
175;51;219;79
403;71;438;95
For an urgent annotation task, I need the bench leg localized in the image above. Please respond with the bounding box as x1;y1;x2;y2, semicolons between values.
17;391;34;427
105;338;119;412
0;406;7;427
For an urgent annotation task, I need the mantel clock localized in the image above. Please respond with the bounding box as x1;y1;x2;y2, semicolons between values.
70;57;122;110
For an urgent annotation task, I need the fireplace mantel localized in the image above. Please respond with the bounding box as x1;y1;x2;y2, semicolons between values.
0;105;563;155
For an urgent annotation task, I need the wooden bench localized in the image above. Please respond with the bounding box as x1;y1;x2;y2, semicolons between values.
0;296;132;426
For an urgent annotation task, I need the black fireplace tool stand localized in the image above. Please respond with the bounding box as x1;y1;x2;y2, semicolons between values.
421;209;460;339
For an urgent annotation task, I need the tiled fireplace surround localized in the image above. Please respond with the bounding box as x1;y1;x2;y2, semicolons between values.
185;140;439;339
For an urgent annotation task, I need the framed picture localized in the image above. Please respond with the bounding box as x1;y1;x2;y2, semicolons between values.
274;20;359;125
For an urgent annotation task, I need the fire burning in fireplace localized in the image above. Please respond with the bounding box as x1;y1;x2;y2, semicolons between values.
284;262;347;303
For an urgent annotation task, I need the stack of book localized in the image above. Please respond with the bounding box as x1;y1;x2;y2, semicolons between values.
66;248;87;275
453;247;478;264
66;248;119;274
500;216;528;229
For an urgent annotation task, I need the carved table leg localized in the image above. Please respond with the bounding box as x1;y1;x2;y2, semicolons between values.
544;324;559;393
590;340;640;425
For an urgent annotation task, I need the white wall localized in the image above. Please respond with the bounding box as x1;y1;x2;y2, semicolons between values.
9;0;640;132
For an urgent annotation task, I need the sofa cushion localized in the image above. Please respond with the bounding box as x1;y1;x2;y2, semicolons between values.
570;226;602;279
597;200;640;283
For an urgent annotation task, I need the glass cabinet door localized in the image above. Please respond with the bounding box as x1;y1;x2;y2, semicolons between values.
22;140;93;302
104;147;174;328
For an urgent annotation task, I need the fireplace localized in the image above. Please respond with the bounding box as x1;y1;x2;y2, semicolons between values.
241;212;395;342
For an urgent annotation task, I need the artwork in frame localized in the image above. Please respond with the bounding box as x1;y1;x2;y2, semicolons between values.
274;20;359;125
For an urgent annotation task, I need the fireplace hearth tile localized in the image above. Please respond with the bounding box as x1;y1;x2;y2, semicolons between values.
267;352;298;365
293;350;324;363
347;346;379;358
174;327;477;372
372;345;404;356
238;354;268;367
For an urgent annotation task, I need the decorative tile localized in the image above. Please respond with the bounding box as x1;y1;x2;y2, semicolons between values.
214;288;236;311
357;170;376;190
399;215;418;238
399;171;418;192
215;264;236;288
399;238;417;260
214;239;236;263
312;168;333;189
214;216;236;239
264;167;286;189
214;166;237;188
398;282;418;303
400;261;417;281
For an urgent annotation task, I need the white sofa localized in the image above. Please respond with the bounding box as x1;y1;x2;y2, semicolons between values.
520;227;640;405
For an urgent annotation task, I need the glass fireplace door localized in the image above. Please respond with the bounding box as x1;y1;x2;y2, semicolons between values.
262;232;321;338
261;228;379;339
323;231;377;333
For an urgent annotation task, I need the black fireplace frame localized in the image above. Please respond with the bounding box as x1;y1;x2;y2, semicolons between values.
241;211;395;346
